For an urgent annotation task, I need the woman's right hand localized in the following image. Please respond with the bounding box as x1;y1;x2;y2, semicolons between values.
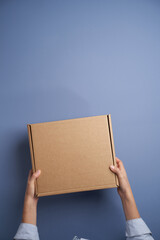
109;157;132;200
110;157;140;220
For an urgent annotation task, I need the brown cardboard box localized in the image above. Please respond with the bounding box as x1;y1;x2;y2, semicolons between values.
27;114;118;197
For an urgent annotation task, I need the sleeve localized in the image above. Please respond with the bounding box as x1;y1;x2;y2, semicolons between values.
126;218;154;240
14;223;40;240
73;236;89;240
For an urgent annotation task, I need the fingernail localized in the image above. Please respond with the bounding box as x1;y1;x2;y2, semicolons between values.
37;170;41;174
110;165;115;169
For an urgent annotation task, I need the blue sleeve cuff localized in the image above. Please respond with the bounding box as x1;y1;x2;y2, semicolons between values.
125;218;152;237
73;236;89;240
14;223;39;240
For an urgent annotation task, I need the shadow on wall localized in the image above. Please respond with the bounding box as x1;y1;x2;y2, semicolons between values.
24;85;93;123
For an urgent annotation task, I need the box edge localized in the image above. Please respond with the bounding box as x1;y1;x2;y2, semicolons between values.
107;114;119;187
37;184;118;197
27;124;39;196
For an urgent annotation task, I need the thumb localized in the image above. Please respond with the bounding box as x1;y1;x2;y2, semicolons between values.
30;169;41;182
109;165;120;176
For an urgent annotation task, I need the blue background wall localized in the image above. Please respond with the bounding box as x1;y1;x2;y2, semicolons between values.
0;1;160;239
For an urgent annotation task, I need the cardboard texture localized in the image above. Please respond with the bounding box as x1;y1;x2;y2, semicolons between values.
27;114;118;197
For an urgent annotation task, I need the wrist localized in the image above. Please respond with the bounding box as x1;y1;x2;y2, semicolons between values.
22;198;38;225
24;196;38;208
119;188;134;202
120;191;140;220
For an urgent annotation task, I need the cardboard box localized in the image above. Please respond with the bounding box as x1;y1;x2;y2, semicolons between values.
27;114;118;197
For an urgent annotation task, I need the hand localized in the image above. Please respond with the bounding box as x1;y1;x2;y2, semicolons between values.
24;169;41;204
22;169;41;225
109;157;132;199
109;157;140;220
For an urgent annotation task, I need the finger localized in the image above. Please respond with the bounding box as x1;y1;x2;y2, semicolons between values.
115;157;121;164
115;157;123;169
30;169;41;183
